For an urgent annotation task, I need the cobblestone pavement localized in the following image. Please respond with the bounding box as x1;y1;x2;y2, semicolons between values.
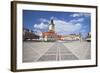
23;41;90;63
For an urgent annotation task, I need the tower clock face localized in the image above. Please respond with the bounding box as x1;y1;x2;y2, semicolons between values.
49;19;55;31
49;24;52;30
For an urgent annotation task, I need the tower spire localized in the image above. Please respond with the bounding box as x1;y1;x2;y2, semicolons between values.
49;19;55;31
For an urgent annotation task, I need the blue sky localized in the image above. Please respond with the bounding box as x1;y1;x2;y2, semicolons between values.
23;10;91;38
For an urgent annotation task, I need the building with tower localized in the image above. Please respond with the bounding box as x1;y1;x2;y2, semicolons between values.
42;19;58;41
23;19;82;42
42;19;81;42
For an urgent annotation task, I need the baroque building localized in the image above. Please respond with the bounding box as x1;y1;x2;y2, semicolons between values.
42;19;58;41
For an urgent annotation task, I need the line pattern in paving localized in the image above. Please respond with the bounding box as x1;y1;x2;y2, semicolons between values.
23;41;90;63
37;42;78;62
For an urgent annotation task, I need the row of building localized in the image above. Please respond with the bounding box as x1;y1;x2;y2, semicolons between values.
23;28;39;41
23;19;90;42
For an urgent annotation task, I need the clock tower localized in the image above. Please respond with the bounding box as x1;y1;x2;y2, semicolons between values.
49;19;55;31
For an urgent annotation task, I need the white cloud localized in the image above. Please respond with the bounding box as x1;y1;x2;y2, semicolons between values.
77;18;84;22
83;13;91;17
39;18;49;22
54;19;82;35
69;18;84;23
70;13;90;17
33;29;42;36
50;16;55;19
34;22;48;30
71;13;81;17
